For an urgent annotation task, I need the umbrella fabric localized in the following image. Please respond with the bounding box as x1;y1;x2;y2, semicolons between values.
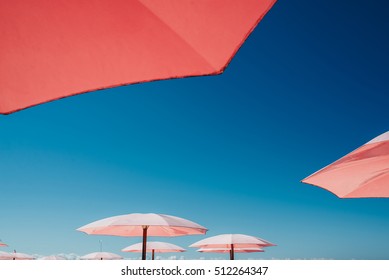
302;131;389;198
80;252;123;260
10;252;35;260
77;213;207;260
190;234;275;260
198;247;264;253
0;0;277;114
122;241;186;253
0;242;7;247
122;241;185;260
190;234;275;249
41;255;67;260
0;251;13;260
77;213;208;236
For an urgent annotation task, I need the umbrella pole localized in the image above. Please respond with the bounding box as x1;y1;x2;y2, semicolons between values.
230;244;234;260
152;249;155;260
142;226;148;260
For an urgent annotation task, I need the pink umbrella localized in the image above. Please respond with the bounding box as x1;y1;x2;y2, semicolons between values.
0;251;13;260
77;213;207;260
122;241;185;260
41;255;67;260
0;242;7;247
198;247;264;257
0;0;277;114
190;234;275;260
302;131;389;198
9;251;35;260
80;252;123;260
198;247;265;253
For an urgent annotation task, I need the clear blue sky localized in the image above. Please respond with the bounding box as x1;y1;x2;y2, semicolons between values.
1;0;388;260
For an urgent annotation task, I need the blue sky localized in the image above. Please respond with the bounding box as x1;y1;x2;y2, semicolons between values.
1;0;389;260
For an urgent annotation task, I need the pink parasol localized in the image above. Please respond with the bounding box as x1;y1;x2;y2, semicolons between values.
0;0;277;114
41;255;68;260
302;131;389;198
80;251;123;260
122;241;185;260
0;251;13;260
198;247;264;256
77;213;207;260
9;251;35;260
190;233;275;260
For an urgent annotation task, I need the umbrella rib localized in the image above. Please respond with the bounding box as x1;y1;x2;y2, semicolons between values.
346;168;389;197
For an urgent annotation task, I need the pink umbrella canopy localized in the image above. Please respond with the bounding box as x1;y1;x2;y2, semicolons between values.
0;0;277;114
80;252;123;260
0;251;13;260
302;131;389;198
198;247;265;253
0;242;8;247
190;234;275;249
198;247;264;260
41;255;68;260
77;213;207;260
9;252;35;260
122;241;185;260
190;234;275;260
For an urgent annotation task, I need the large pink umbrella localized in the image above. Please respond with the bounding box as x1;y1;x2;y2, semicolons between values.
0;0;277;114
302;131;389;198
122;241;185;260
190;234;275;260
77;213;207;260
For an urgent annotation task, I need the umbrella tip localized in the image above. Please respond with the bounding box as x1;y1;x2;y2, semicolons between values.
366;131;389;144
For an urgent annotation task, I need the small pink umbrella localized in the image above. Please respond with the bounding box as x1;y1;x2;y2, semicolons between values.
190;234;275;260
0;0;277;114
0;251;13;260
122;241;185;260
10;251;35;260
41;255;67;260
0;242;8;247
77;213;207;260
80;252;123;260
302;131;389;198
